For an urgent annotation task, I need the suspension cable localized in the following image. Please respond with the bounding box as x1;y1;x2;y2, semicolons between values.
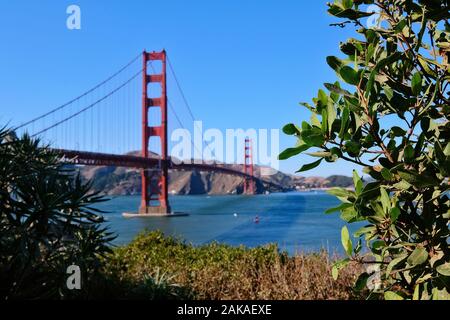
166;55;196;121
15;53;141;131
166;54;215;161
32;69;143;138
147;61;203;159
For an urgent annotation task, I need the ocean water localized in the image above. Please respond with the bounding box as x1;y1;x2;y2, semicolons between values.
97;192;364;255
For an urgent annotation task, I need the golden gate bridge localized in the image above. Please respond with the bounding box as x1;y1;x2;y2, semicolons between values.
13;50;283;216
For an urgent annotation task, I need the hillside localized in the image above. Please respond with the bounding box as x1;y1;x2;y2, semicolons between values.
77;157;353;196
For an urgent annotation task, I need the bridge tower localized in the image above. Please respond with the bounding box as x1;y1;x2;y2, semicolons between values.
243;137;255;194
139;50;171;214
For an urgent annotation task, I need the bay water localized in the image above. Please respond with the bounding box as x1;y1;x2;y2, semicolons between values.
97;191;363;255
96;191;366;255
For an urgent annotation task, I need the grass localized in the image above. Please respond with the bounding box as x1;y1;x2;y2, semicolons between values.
100;231;364;300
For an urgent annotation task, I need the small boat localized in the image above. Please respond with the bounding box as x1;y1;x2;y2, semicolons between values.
254;215;260;224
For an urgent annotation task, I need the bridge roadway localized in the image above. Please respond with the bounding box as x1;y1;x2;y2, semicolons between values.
56;149;286;190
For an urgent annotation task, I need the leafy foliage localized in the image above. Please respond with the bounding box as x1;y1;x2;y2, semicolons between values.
103;231;363;299
0;127;115;299
281;0;450;299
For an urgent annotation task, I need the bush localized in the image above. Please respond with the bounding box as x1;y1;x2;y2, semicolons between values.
281;0;450;300
103;231;363;300
0;127;115;299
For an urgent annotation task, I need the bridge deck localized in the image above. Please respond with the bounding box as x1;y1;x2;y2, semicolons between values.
56;149;284;189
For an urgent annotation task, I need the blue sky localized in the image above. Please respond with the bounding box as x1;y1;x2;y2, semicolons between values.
0;0;363;177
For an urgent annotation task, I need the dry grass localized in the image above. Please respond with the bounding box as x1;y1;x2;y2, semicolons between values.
177;253;362;300
103;231;364;300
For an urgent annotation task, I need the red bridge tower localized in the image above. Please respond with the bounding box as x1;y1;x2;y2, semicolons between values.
243;137;255;194
139;50;171;214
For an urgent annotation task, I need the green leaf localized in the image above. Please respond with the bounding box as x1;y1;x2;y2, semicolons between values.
413;284;420;300
324;83;352;97
326;56;344;72
332;265;339;280
345;141;361;157
341;226;353;257
385;291;404;300
436;263;450;276
407;247;428;266
327;187;354;198
398;170;440;188
301;121;312;131
339;107;350;139
321;108;330;134
318;89;328;106
302;129;325;147
386;254;408;276
306;151;331;158
325;202;353;214
340;207;358;222
443;143;450;157
381;168;394;181
342;0;353;10
383;86;394;100
340;66;360;85
365;52;403;97
296;159;323;173
411;72;423;96
331;258;350;281
354;226;376;238
310;113;321;127
404;144;415;163
354;273;370;292
327;101;337;134
380;187;390;213
328;6;374;20
282;123;300;135
418;55;437;78
352;170;363;194
391;126;407;137
393;180;412;190
390;207;401;222
278;144;309;160
300;102;315;112
432;287;450;300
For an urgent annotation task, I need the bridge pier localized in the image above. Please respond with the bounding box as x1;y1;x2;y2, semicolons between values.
138;205;171;215
123;211;188;218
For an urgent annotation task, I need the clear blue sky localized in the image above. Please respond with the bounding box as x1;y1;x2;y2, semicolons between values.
0;0;363;177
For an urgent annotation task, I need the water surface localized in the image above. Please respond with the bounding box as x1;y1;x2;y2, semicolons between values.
98;192;363;255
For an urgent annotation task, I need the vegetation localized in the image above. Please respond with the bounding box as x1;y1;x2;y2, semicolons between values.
0;127;115;299
281;0;450;299
102;231;363;300
0;127;361;300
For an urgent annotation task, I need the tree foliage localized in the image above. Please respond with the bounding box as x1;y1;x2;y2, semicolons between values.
0;127;115;299
282;0;450;299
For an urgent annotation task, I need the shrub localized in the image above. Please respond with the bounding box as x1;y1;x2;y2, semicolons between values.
103;231;363;299
281;0;450;299
0;127;115;299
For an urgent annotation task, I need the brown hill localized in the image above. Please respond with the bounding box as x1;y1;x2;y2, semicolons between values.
77;162;352;196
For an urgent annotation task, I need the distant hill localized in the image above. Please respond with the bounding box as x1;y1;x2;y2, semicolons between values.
76;158;353;196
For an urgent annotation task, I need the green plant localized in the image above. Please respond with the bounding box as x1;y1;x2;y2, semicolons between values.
281;0;449;299
0;127;115;299
103;231;362;299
